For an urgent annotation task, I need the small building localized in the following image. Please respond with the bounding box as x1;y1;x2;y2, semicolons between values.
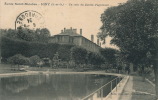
49;28;101;53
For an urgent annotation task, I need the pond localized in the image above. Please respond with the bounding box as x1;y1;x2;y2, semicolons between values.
0;74;117;100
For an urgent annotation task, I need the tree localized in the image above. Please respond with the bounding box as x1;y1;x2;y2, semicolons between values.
5;29;18;39
7;54;30;70
100;48;118;68
87;52;105;68
17;27;36;41
29;55;42;67
3;27;51;43
57;44;74;61
36;28;51;43
98;0;158;98
70;46;88;65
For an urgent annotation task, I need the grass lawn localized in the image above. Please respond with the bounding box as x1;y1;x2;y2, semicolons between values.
0;63;24;74
132;76;156;100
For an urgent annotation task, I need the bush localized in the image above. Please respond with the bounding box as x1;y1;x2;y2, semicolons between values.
137;66;152;76
7;54;30;69
29;55;42;67
87;52;105;66
70;46;88;64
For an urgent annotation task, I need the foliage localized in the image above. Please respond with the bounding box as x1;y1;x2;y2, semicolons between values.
57;44;74;61
1;36;30;60
99;0;158;98
99;0;158;65
70;46;88;64
7;54;30;66
35;28;51;43
1;36;73;60
137;66;153;76
5;29;18;39
0;29;7;36
87;52;105;66
70;46;105;67
1;27;51;43
29;55;42;67
100;48;118;67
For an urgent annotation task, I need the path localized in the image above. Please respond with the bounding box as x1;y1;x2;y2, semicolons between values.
119;76;156;100
119;76;133;100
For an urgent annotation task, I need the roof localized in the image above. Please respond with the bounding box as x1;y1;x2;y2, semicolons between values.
54;29;81;36
56;32;81;36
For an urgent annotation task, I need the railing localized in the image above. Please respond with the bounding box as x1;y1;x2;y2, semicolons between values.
81;76;124;100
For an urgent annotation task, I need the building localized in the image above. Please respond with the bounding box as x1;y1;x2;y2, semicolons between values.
49;28;101;53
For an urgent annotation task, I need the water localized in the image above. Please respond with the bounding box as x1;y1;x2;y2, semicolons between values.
0;74;116;100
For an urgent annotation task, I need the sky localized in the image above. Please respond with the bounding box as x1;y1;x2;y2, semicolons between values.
0;0;128;48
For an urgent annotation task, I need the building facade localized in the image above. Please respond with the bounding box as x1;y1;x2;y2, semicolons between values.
49;28;101;53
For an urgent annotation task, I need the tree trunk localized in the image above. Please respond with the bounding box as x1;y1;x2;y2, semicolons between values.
142;65;145;82
133;63;138;72
153;60;158;99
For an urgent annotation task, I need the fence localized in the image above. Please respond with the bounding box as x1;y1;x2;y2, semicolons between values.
81;76;125;100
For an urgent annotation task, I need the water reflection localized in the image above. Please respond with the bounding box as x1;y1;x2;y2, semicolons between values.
0;74;115;100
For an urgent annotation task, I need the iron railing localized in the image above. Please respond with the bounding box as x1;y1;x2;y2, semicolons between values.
81;76;124;100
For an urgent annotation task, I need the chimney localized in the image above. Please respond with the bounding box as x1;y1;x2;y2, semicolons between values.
91;35;94;42
80;29;82;35
70;27;72;30
100;42;101;47
61;30;63;33
64;28;66;32
97;38;100;45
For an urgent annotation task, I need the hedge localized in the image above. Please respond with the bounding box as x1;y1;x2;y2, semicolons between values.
1;36;74;61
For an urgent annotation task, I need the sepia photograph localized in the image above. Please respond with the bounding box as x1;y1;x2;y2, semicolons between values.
0;0;158;100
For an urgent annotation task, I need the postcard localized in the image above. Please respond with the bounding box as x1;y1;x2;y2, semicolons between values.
1;0;156;100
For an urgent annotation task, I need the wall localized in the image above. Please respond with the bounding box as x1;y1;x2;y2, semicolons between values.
49;34;101;53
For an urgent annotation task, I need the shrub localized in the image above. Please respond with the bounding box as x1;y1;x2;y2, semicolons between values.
29;55;42;67
70;46;88;64
7;54;30;69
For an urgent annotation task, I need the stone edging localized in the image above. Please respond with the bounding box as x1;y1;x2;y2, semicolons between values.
145;78;155;87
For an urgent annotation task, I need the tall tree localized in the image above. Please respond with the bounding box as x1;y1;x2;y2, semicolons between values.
3;27;51;43
5;29;18;39
70;46;87;65
100;48;118;68
98;0;158;98
36;28;51;43
87;52;105;67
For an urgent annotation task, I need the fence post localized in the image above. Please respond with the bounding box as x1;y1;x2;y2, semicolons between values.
111;81;112;94
116;78;118;92
110;81;113;98
101;88;103;100
119;77;121;87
